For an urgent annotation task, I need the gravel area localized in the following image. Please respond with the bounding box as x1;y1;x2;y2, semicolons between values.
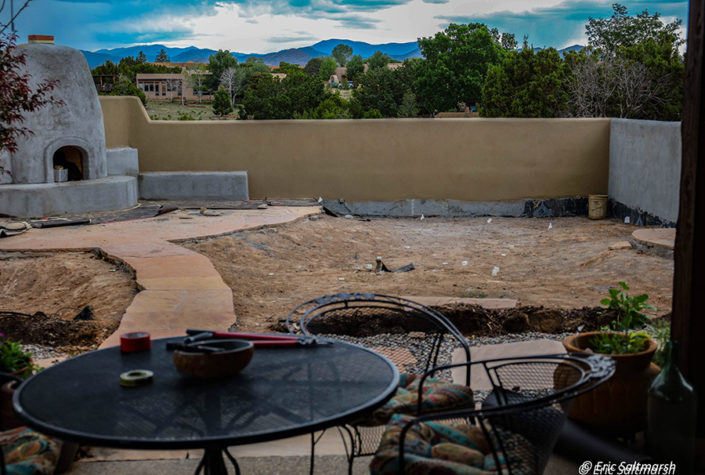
22;343;69;361
322;331;578;381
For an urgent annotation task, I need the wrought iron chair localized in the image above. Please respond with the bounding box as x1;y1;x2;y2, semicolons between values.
370;353;615;474
285;293;472;473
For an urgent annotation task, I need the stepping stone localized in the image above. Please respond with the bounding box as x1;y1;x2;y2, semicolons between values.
450;339;566;388
632;228;675;250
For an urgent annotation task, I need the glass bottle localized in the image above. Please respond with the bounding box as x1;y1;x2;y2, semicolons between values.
646;341;697;474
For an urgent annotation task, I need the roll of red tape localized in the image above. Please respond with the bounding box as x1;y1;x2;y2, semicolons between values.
120;332;151;352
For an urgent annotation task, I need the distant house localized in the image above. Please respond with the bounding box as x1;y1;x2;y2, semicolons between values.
135;70;213;101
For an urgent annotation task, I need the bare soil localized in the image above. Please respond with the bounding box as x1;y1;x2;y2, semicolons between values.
184;216;673;333
0;251;137;350
0;216;674;348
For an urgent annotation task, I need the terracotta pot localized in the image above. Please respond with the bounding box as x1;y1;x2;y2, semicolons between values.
562;332;659;435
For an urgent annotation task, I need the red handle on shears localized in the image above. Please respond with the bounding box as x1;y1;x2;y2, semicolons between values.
186;329;299;342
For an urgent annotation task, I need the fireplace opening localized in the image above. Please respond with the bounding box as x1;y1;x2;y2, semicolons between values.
52;146;86;181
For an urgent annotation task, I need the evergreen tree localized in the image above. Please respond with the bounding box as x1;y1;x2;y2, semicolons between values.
481;46;568;117
136;51;147;63
212;87;233;116
155;49;169;63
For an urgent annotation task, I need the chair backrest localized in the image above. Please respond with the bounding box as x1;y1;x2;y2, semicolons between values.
285;293;471;380
401;353;615;474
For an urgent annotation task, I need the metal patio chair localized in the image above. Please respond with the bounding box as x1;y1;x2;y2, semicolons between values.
370;353;615;474
285;292;472;474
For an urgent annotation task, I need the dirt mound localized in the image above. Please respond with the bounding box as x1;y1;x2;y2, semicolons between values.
270;304;620;337
0;311;110;351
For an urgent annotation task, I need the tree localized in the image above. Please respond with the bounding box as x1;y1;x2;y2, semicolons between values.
136;51;147;64
241;74;289;120
318;57;337;81
207;50;238;91
563;3;685;120
220;67;245;106
367;51;390;70
155;49;169;63
212;87;233;116
346;55;364;83
586;3;683;58
352;62;417;117
415;23;507;113
0;33;62;153
481;46;568;117
304;57;324;77
332;44;353;66
241;72;326;120
186;67;208;103
275;62;302;76
111;75;146;105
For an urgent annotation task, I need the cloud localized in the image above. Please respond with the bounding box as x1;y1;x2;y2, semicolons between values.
11;0;689;53
435;0;689;49
268;33;320;43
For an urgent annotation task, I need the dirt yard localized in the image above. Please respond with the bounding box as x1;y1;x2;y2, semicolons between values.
184;215;673;332
0;215;673;347
0;251;137;349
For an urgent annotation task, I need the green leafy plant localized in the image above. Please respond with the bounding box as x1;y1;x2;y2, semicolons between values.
590;330;650;355
600;281;655;331
590;283;656;354
0;335;40;379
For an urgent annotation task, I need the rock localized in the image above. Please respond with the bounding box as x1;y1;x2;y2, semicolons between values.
257;203;268;209
502;312;529;333
609;241;633;250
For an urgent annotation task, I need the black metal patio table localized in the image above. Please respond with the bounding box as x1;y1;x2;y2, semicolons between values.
12;336;399;474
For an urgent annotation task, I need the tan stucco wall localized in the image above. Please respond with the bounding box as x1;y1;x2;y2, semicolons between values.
100;96;610;201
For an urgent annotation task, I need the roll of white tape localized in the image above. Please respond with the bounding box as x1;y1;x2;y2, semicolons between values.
120;369;154;387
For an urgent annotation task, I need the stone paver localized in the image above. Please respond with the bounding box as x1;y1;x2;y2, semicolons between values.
0;207;320;347
450;339;567;388
632;227;675;250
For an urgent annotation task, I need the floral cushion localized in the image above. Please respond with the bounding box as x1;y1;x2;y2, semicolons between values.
0;426;61;475
358;373;475;427
370;414;536;475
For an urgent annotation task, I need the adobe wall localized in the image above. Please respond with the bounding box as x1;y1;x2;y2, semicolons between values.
100;96;611;201
609;119;681;225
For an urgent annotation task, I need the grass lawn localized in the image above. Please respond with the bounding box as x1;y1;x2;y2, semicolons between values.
145;100;240;120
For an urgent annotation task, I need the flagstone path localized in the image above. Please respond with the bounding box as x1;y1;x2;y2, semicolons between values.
0;206;321;348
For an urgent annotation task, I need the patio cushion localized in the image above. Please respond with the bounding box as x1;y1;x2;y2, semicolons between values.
359;373;475;426
370;414;536;475
0;426;61;475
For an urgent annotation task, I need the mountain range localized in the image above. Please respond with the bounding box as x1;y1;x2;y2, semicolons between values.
82;39;423;68
81;39;583;69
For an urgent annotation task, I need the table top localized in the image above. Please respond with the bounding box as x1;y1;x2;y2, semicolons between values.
13;337;399;450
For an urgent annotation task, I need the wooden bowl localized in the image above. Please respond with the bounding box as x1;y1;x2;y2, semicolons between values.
173;339;254;379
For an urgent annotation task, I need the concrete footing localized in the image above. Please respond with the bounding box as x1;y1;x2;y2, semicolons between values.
0;176;138;217
139;172;249;200
107;147;139;177
322;197;589;218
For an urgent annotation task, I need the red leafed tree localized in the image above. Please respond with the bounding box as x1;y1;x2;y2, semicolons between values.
0;32;61;153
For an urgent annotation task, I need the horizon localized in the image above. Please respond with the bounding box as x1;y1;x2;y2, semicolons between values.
4;1;689;55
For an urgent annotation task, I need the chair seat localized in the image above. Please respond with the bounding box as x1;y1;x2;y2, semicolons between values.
358;373;476;426
0;426;61;475
370;414;536;474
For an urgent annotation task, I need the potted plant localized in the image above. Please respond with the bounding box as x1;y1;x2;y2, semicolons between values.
1;334;40;429
562;282;660;434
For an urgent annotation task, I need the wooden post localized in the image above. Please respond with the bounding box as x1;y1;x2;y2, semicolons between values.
673;0;705;440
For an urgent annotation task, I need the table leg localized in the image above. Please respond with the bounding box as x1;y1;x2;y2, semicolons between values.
196;447;240;475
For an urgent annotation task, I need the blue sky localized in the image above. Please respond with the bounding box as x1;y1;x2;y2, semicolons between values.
5;0;689;53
